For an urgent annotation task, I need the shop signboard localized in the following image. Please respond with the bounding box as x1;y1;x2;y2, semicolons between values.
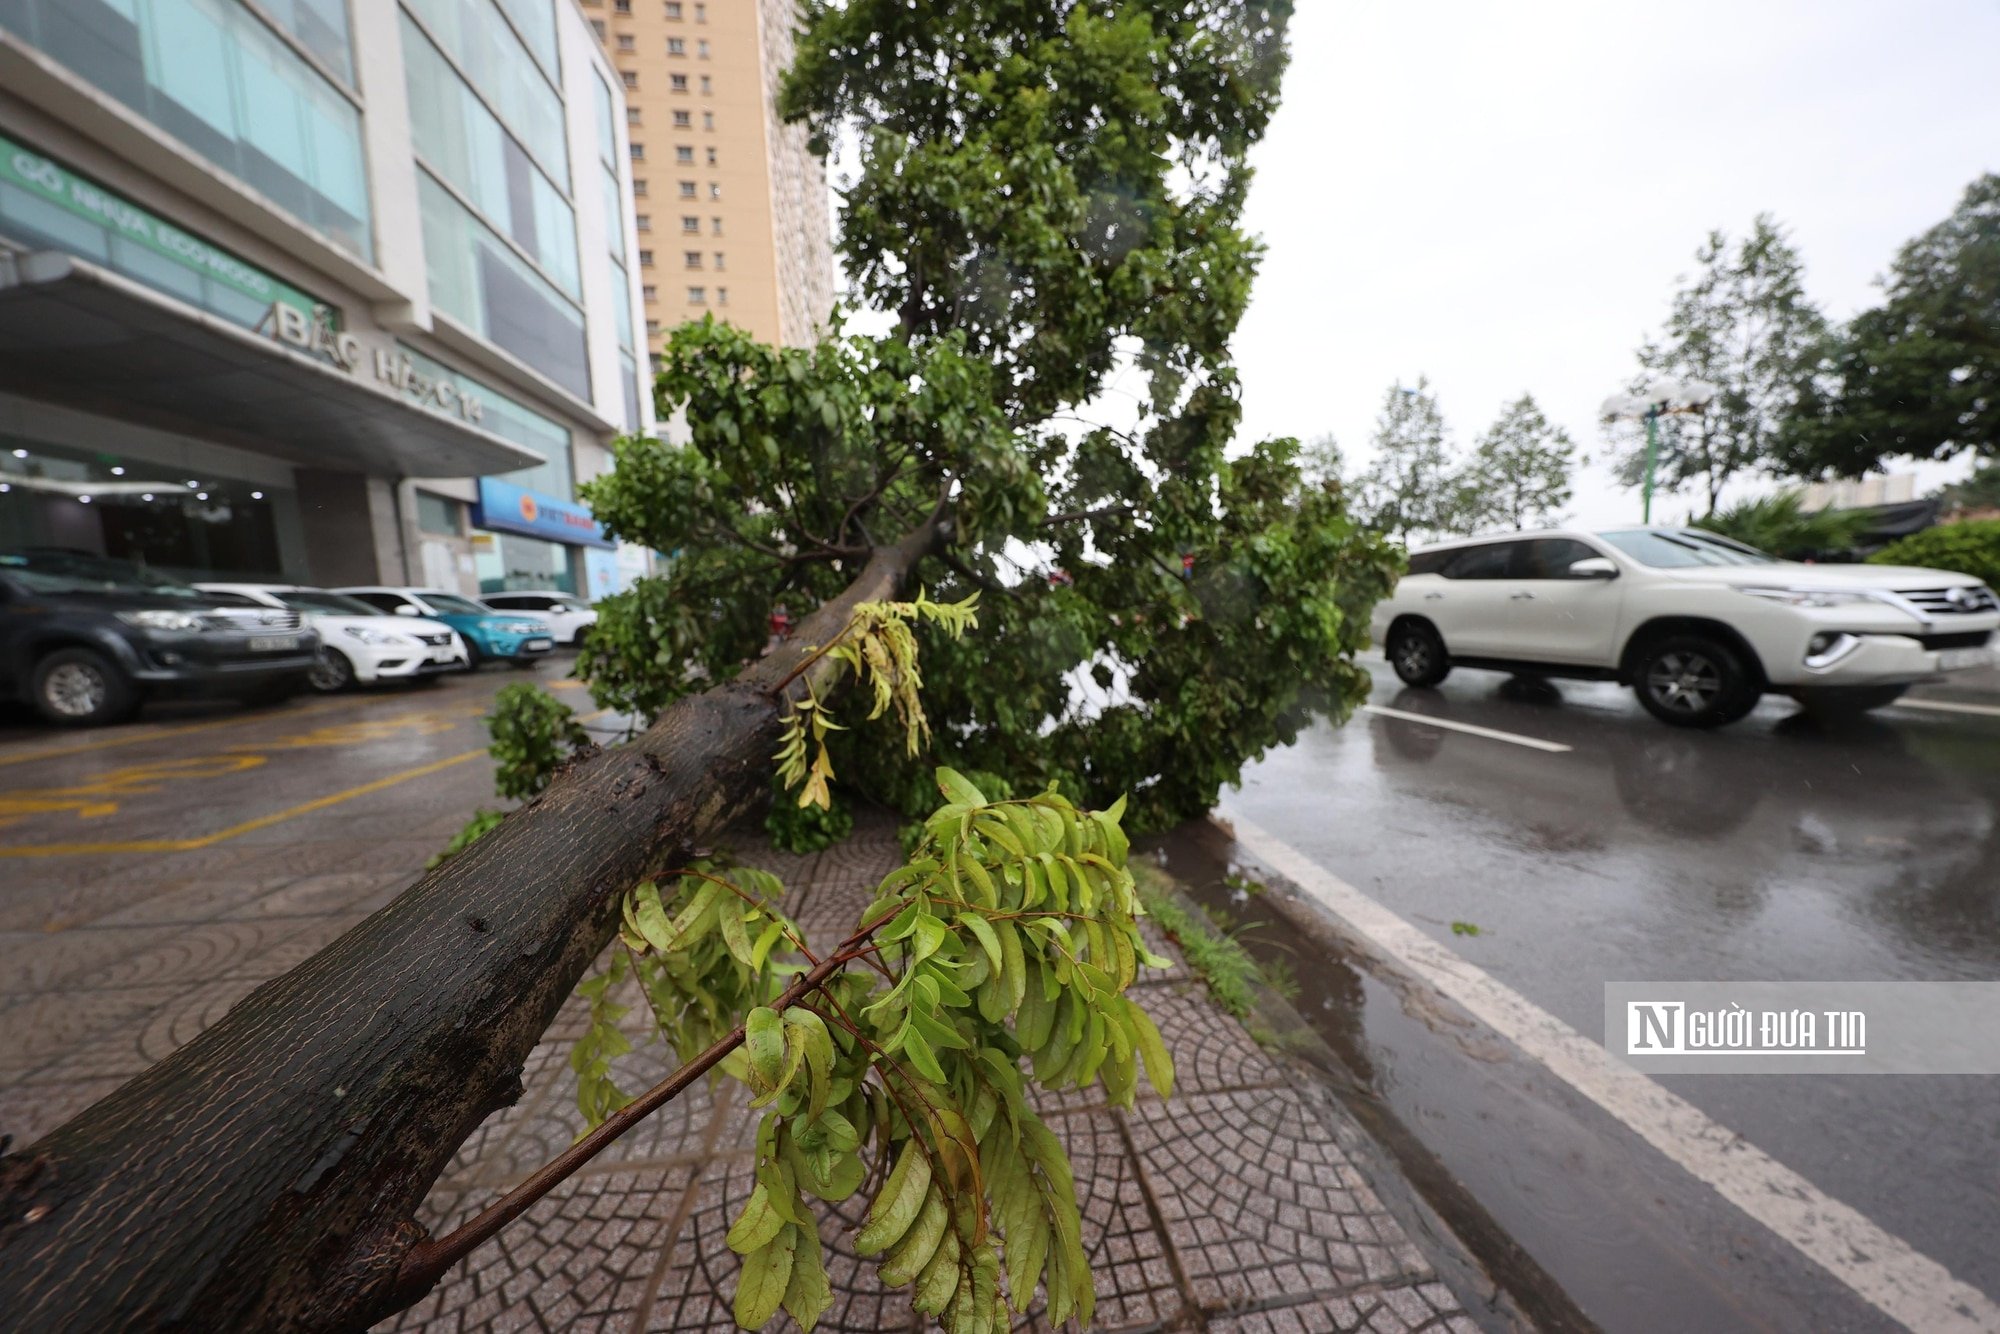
473;476;612;550
0;130;320;322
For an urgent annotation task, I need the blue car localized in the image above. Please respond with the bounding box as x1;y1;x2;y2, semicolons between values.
335;586;554;670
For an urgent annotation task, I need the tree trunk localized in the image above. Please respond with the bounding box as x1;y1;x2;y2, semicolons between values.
0;523;941;1333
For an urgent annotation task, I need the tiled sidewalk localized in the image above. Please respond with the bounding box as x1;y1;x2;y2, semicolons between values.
383;813;1490;1334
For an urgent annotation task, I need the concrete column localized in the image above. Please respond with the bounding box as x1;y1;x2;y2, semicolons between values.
295;469;405;586
350;0;431;331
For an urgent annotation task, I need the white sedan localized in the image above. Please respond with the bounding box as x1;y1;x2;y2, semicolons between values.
197;583;469;692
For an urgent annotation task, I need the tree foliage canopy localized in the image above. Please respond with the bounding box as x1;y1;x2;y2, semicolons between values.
1781;174;2000;477
1351;378;1456;541
1617;216;1827;512
579;0;1400;836
1461;394;1576;531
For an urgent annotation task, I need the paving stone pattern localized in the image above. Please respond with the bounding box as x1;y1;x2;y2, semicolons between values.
382;812;1483;1334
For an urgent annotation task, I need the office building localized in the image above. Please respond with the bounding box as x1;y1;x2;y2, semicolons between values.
0;0;654;598
586;0;835;354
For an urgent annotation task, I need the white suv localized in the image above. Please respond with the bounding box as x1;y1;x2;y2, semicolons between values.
1370;526;1999;727
197;584;468;691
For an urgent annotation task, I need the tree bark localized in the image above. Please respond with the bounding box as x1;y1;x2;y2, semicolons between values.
0;522;942;1333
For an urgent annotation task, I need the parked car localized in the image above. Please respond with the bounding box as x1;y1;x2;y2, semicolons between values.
333;586;554;669
479;591;597;646
1371;526;2000;728
196;583;468;692
0;550;320;725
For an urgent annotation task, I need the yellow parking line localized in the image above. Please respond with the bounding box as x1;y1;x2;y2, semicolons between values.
0;706;611;858
0;696;355;768
0;749;487;857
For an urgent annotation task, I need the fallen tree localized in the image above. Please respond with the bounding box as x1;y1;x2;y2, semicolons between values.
0;3;1405;1328
0;523;942;1332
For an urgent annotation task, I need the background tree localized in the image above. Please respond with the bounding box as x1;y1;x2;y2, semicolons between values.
1352;378;1459;540
1616;216;1828;513
1939;460;2000;517
581;0;1402;836
1460;394;1576;530
1781;174;2000;478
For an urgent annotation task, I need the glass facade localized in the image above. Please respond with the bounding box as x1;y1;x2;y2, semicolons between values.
0;130;324;329
402;13;580;298
0;436;301;581
491;0;558;83
255;0;354;86
397;345;574;499
474;529;576;594
418;172;590;399
592;68;642;432
401;0;567;188
0;0;372;259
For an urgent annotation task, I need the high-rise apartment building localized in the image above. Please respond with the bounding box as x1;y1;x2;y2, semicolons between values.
0;0;654;599
586;0;836;354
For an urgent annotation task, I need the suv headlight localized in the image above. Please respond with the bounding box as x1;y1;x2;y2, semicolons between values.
342;625;409;646
116;609;202;632
1738;586;1879;609
503;621;543;635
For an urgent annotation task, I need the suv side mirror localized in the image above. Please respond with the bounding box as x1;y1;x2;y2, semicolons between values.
1569;557;1618;580
393;604;420;616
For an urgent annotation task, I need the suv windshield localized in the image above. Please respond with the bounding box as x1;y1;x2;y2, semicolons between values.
420;592;489;616
280;589;385;617
0;550;204;597
1597;529;1777;568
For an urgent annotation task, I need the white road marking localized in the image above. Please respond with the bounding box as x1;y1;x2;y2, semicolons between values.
1228;817;2000;1334
1360;704;1573;754
1894;697;2000;719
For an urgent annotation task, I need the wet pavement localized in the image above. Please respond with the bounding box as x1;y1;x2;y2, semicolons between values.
0;664;610;1142
1200;658;2000;1332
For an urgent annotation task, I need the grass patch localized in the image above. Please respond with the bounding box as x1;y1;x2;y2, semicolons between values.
1135;862;1294;1020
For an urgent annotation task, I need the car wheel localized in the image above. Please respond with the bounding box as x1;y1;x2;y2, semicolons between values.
1387;620;1450;688
1632;634;1758;729
1794;684;1907;720
307;650;355;693
463;641;485;670
30;647;136;726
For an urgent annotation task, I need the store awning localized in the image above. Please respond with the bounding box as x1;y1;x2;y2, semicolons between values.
0;250;545;479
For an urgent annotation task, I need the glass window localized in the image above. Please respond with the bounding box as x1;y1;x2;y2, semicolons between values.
1441;542;1520;580
347;591;414;612
403;16;580;297
621;350;642;433
257;0;356;85
673;110;690;128
668;37;684;55
635;215;650;232
1598;529;1775;568
601;169;625;261
0;130;326;331
397;345;575;498
474;531;575;593
670;73;687;92
403;0;569;188
687;285;704;303
419;171;590;399
592;70;618;168
415;490;462;535
279;588;382;615
632;178;647;196
675;146;694;163
1;0;372;259
419;590;489;615
683;250;701;268
610;257;634;351
1404;549;1450;576
492;0;559;79
1518;538;1605;579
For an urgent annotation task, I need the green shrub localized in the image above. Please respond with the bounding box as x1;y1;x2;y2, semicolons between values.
488;683;591;801
1869;519;2000;588
1692;491;1869;559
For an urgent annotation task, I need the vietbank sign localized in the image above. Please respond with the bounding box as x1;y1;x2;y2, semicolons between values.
0;130;319;323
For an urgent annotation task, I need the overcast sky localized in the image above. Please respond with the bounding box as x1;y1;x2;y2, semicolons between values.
1229;0;2000;526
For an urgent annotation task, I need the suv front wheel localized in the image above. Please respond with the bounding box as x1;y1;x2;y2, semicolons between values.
1631;634;1759;729
1387;620;1451;688
30;647;138;727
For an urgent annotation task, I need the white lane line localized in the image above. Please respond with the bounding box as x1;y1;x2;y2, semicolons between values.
1894;697;2000;719
1360;704;1573;754
1228;816;2000;1334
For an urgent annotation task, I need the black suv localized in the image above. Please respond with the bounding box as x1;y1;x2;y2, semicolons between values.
0;550;321;726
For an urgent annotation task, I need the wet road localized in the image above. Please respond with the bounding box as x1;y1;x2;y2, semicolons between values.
1198;660;2000;1332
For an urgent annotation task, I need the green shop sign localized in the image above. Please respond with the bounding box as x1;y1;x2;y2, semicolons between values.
0;130;320;321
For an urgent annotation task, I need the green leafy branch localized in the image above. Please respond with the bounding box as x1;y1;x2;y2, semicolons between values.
773;592;979;811
393;769;1171;1333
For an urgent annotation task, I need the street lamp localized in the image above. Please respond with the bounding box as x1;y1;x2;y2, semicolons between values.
1599;377;1718;523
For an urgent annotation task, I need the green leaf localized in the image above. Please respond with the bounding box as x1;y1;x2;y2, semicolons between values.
733;1222;797;1329
1127;999;1175;1099
726;1182;788;1254
745;1006;785;1093
957;911;1004;976
934;767;988;807
782;1219;833;1331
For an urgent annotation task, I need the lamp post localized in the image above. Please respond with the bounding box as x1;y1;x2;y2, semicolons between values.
1599;378;1718;523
